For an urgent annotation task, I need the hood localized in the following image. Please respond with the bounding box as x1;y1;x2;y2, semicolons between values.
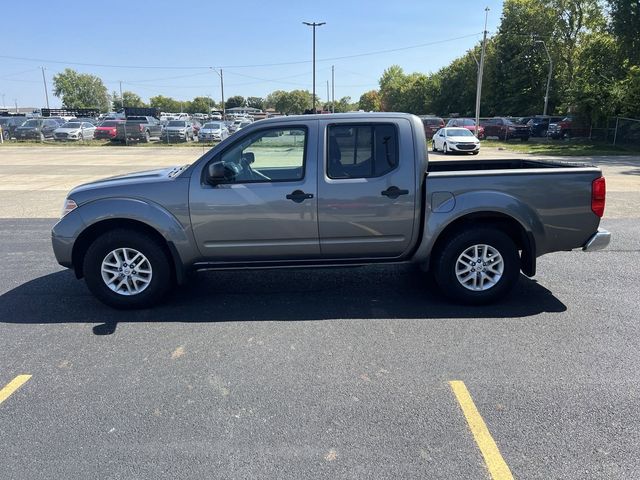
17;125;39;130
55;127;82;133
69;166;180;198
201;128;222;133
448;135;478;142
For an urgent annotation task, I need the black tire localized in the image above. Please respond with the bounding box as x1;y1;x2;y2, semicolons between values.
39;132;45;142
471;150;479;155
432;141;438;152
521;136;529;142
83;229;172;309
443;143;449;155
433;227;519;304
143;130;151;143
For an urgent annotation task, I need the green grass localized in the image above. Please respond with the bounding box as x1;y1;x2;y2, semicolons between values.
483;139;640;156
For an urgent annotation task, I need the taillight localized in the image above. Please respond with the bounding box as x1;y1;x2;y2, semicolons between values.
139;125;145;132
592;177;606;217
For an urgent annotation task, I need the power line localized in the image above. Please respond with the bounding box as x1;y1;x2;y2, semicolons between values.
0;32;483;71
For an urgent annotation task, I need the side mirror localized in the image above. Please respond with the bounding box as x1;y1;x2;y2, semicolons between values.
207;161;240;185
241;152;255;164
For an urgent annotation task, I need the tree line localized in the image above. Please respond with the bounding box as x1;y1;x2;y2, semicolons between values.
357;0;640;124
52;69;357;115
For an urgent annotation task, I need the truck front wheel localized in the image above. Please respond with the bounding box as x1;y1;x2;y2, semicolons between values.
83;229;172;309
433;228;519;304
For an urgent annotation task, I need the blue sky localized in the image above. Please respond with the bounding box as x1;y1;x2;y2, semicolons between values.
1;0;504;109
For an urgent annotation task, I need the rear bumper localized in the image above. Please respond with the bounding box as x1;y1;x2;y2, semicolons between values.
582;229;611;252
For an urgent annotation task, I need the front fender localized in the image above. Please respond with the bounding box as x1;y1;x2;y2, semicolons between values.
413;190;546;264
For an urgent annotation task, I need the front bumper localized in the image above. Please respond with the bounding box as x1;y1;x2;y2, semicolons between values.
582;229;611;252
450;143;480;152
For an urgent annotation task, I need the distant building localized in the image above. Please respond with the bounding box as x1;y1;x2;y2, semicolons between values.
225;106;262;115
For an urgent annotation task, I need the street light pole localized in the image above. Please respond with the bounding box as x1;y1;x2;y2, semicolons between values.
211;68;225;119
535;40;553;116
474;7;489;138
41;66;50;110
303;21;325;113
331;65;335;113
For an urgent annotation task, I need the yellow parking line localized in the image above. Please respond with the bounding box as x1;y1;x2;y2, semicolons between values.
449;380;513;480
0;375;32;405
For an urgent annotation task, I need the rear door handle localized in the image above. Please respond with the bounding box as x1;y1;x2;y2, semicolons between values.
286;189;314;203
381;186;409;199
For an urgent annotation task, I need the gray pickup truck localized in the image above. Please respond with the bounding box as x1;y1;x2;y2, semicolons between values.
51;113;610;309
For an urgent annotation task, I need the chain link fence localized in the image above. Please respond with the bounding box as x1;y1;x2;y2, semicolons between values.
589;117;640;147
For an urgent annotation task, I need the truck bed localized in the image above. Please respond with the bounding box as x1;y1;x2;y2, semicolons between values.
427;158;588;172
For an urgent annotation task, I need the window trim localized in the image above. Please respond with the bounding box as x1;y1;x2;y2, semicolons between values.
201;125;309;186
326;122;400;180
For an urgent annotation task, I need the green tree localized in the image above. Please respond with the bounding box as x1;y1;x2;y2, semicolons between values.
246;96;265;110
607;0;640;66
264;90;286;110
187;96;214;114
149;95;182;113
379;65;406;111
52;68;110;112
121;91;146;108
225;95;246;109
275;90;313;115
358;90;381;111
324;96;353;113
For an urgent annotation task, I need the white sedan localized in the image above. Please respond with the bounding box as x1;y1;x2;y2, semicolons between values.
53;121;96;141
432;127;480;155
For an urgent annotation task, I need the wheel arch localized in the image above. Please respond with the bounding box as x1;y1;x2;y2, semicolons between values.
71;218;186;284
427;211;537;277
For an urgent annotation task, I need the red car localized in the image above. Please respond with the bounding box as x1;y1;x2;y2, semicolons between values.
445;118;485;139
420;116;445;139
94;120;125;140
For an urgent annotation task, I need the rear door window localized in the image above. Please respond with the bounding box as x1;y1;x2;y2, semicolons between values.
327;124;398;179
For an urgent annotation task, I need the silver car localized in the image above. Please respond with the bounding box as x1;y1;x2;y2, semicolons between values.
198;122;229;142
53;122;96;141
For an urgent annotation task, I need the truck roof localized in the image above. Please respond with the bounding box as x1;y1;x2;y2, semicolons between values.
255;112;417;125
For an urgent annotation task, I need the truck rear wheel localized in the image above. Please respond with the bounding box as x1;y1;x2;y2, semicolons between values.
433;228;519;304
83;229;172;309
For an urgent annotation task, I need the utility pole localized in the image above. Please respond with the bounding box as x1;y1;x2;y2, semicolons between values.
303;21;326;113
326;80;330;112
14;99;18;114
119;81;124;110
474;7;489;138
41;66;50;110
535;40;553;116
1;93;5;109
331;65;335;113
211;68;225;119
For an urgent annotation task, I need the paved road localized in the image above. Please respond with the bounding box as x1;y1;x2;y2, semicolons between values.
1;217;639;479
0;144;639;478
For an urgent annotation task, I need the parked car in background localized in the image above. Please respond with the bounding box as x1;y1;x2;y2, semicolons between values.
432;127;480;154
481;117;530;141
419;116;445;139
70;117;99;125
164;120;195;142
53;121;97;141
14;118;64;140
0;116;27;140
514;116;534;125
547;116;589;139
527;115;563;137
115;116;162;142
229;119;244;133
445;118;485;139
94;120;125;140
237;120;252;132
191;120;202;137
198;122;229;142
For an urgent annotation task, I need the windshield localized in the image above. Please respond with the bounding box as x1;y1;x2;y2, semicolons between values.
423;118;442;125
203;123;222;129
101;121;119;127
446;128;474;136
23;120;40;127
62;122;81;128
168;121;186;127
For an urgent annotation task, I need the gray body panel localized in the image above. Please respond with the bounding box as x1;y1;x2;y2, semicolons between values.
51;113;605;281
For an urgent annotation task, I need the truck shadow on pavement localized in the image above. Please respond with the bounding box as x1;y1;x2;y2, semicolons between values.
0;265;567;336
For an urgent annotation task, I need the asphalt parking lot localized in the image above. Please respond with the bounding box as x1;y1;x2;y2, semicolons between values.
1;145;639;479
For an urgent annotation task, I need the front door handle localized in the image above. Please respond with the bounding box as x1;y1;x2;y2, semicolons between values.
381;186;409;199
286;189;314;203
